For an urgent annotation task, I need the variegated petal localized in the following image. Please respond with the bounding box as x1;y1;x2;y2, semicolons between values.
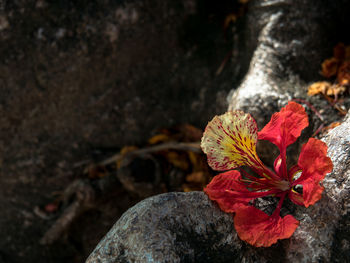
201;110;260;171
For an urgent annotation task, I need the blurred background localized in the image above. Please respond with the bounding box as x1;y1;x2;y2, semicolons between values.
0;0;251;262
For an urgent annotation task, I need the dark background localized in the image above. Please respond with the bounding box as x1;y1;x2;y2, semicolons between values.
0;0;248;262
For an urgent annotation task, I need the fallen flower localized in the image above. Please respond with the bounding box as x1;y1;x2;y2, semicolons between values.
201;101;333;247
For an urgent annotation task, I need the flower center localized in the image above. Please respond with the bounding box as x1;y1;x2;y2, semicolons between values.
275;179;290;191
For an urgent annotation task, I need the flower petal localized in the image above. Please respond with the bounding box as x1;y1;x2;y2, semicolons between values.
234;206;299;247
258;101;309;150
204;170;252;213
204;171;279;213
290;138;332;207
201;110;260;171
273;155;283;176
289;181;324;207
296;138;333;183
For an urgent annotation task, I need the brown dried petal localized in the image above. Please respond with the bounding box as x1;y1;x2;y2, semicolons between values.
307;81;332;96
326;84;346;96
321;57;339;78
337;61;350;86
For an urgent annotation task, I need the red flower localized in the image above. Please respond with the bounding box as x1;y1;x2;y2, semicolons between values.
201;102;333;247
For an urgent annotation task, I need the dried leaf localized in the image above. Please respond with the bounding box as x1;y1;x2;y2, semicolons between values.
322;122;341;132
182;171;213;192
182;183;204;192
186;172;206;184
148;134;171;145
164;151;189;170
331;85;347;96
183;186;193;192
321;57;339;78
117;146;138;168
337;61;350;86
120;145;138;155
308;81;346;97
307;81;332;96
188;151;200;169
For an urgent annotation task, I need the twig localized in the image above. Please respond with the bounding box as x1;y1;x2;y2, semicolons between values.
311;123;325;137
40;180;95;245
88;141;202;171
40;199;83;245
215;50;233;76
40;142;202;244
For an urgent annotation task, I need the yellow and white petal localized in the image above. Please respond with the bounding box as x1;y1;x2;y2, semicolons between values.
201;110;260;171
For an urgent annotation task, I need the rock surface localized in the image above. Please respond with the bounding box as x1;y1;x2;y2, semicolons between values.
284;112;350;262
228;0;350;165
87;112;350;263
228;0;350;125
86;192;239;263
86;191;287;263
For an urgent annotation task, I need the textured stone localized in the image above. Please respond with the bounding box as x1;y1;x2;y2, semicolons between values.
86;192;241;263
87;113;350;263
286;112;350;262
228;0;350;126
227;0;350;166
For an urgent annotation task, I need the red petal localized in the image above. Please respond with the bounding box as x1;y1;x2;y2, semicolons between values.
234;206;299;247
290;138;332;207
273;155;283;176
301;181;324;207
296;138;333;182
258;101;309;150
204;171;251;213
289;181;324;207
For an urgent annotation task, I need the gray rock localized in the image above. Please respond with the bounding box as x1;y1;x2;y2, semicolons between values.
286;112;350;262
227;0;350;166
228;0;349;126
86;192;241;263
87;113;350;263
